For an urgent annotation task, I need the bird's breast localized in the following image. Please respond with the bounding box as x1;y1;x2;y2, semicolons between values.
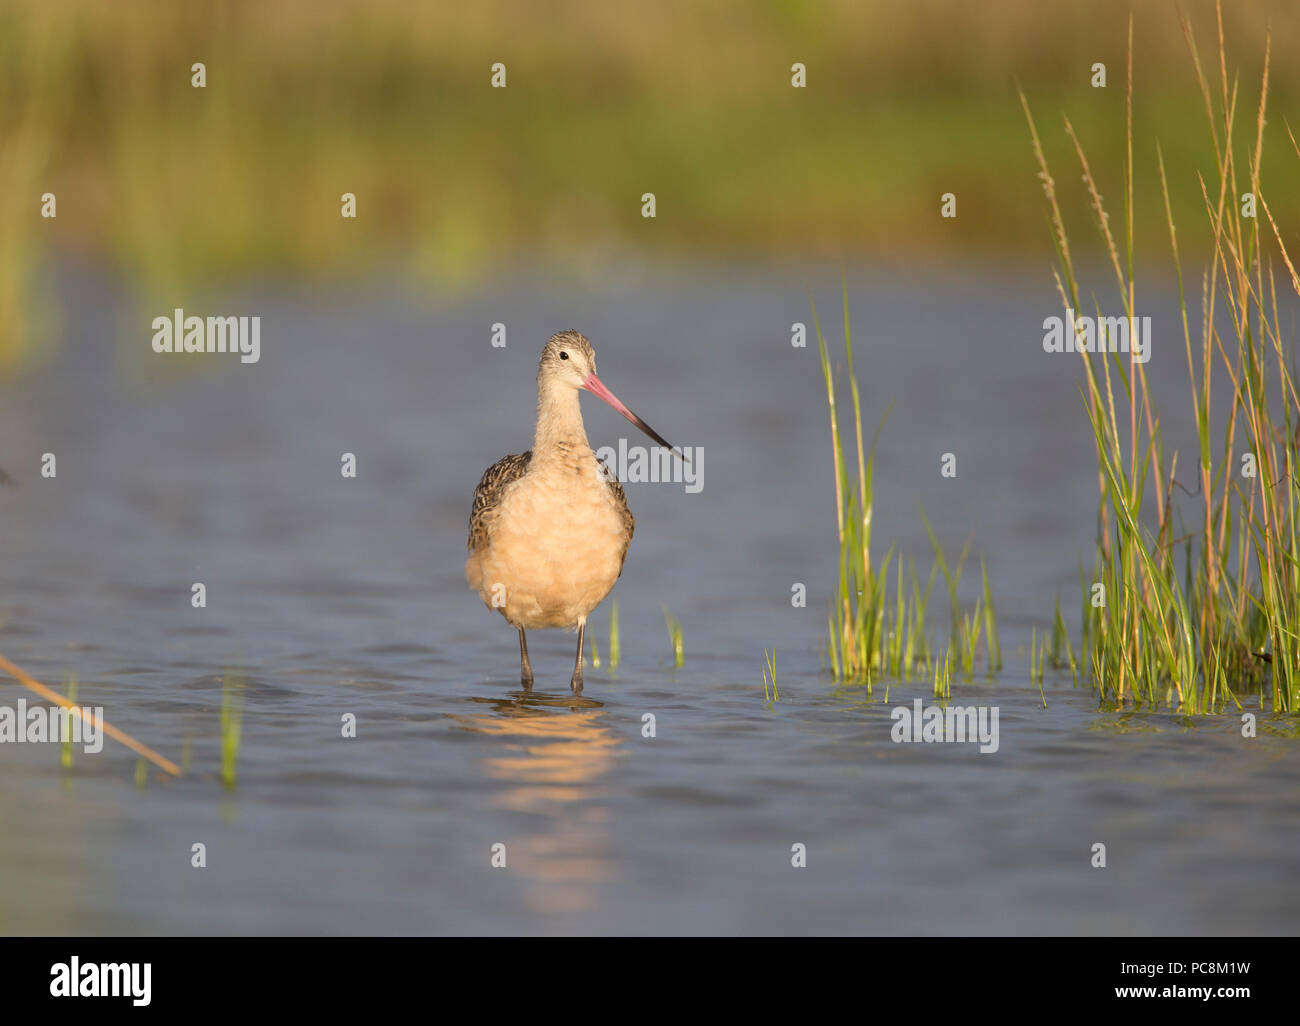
505;453;626;541
471;451;630;628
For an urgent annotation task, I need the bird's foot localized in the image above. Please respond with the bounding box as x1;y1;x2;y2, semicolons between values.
569;673;583;693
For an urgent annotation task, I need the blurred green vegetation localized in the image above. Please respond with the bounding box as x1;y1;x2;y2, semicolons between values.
1;0;1297;368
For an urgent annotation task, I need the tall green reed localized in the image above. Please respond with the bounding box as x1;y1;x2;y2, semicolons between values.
816;287;998;688
220;669;243;789
662;605;684;670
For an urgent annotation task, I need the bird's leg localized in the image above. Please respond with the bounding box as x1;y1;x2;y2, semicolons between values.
570;617;586;692
518;627;534;689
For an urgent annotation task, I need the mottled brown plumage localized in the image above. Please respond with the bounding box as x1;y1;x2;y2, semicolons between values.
467;451;532;555
466;330;667;691
467;451;633;569
601;466;635;568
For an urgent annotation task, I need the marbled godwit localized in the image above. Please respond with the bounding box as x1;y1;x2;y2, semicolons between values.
466;330;674;691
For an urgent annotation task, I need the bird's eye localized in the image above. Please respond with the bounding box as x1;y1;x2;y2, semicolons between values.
559;351;569;360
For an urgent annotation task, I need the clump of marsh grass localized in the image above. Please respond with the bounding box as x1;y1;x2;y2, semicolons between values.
662;605;684;669
609;598;620;671
762;648;779;703
981;558;1002;673
815;288;999;688
220;669;243;790
1022;3;1300;713
59;673;77;769
586;603;619;674
1029;629;1048;708
1047;594;1079;686
932;646;952;703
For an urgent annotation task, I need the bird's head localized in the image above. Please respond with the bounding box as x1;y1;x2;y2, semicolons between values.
538;329;597;391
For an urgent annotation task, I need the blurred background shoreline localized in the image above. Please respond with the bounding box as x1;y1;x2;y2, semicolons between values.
2;0;1297;369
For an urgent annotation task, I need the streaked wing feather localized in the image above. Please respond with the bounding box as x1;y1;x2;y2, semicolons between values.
599;458;635;575
467;451;532;552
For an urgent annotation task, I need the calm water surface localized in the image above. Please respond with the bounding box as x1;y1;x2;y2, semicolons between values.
1;263;1297;934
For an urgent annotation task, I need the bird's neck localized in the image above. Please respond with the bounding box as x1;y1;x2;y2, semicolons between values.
533;386;591;458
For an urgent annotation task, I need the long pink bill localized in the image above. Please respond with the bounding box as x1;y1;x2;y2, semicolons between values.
582;372;684;460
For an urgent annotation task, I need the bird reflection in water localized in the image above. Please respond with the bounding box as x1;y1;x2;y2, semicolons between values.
450;688;625;917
